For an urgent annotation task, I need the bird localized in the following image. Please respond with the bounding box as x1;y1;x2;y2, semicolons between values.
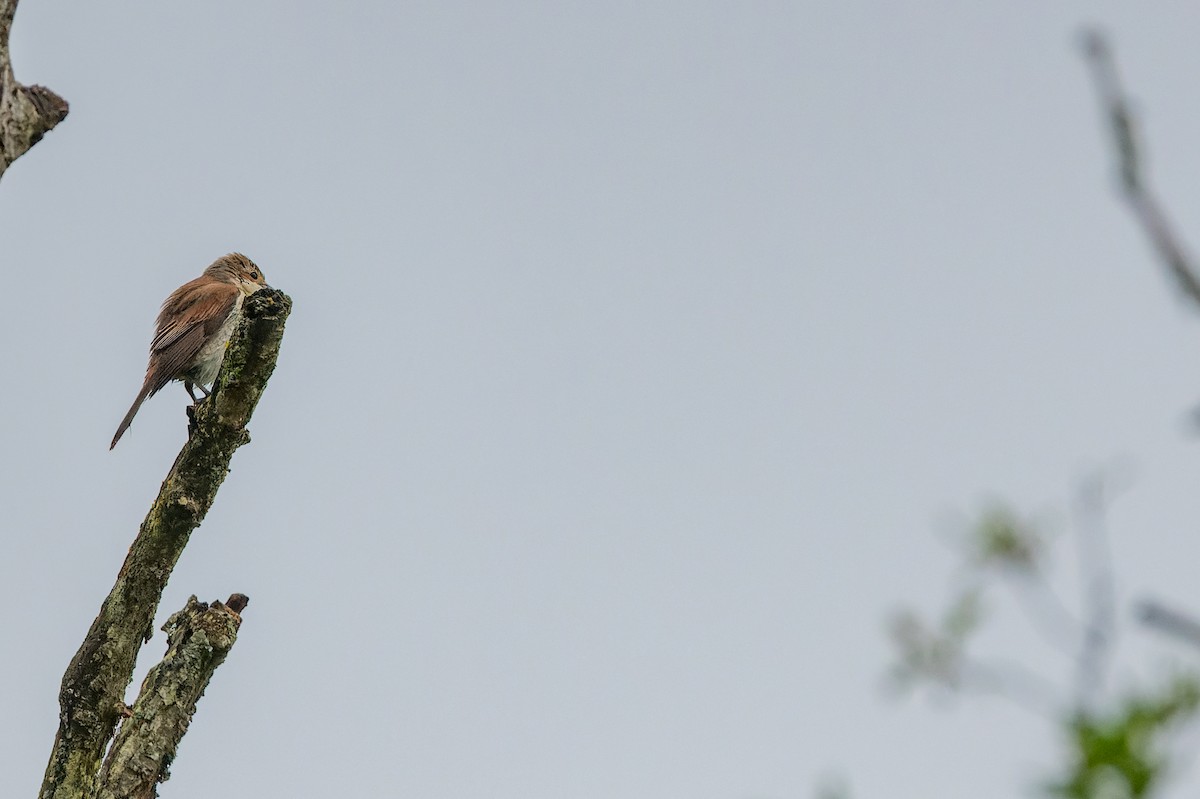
111;253;270;449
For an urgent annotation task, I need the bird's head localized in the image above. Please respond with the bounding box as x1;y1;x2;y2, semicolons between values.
206;252;270;295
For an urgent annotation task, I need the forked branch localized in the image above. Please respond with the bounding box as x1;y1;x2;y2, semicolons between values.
39;289;291;799
95;594;250;799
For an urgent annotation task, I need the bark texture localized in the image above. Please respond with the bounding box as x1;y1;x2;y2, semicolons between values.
94;595;247;799
0;0;68;180
39;289;292;799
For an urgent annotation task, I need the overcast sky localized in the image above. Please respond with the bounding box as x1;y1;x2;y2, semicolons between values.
6;2;1200;798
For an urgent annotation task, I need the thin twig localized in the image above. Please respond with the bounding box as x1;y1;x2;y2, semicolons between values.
1081;28;1200;309
957;657;1064;719
1004;567;1086;659
1138;599;1200;651
1074;472;1118;707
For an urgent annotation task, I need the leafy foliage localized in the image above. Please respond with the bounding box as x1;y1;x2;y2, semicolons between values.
889;504;1200;798
1049;676;1200;799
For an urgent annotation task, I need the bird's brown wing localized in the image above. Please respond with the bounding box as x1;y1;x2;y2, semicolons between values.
143;279;239;395
112;278;240;449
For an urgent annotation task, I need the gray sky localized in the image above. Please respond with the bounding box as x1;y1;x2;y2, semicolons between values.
5;2;1200;797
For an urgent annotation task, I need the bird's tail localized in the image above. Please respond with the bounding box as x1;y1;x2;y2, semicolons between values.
110;381;154;449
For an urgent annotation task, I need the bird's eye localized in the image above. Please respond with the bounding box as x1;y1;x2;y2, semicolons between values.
250;271;259;279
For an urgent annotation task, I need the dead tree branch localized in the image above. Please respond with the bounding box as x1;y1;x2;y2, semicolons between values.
39;289;291;799
0;0;68;180
94;595;249;799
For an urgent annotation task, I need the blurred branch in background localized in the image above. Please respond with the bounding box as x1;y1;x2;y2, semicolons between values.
1073;470;1121;707
1081;28;1200;310
887;587;1062;718
889;503;1087;718
870;26;1200;799
888;497;1200;799
967;505;1083;658
1138;601;1200;653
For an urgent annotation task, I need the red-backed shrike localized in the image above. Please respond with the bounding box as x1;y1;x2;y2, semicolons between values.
111;253;269;449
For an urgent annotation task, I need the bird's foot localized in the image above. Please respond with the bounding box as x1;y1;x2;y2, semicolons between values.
184;381;213;405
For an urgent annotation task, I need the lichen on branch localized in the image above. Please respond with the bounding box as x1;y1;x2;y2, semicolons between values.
94;595;249;799
39;289;291;799
0;0;68;180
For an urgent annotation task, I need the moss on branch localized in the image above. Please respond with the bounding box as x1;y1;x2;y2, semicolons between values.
39;289;291;799
94;595;247;799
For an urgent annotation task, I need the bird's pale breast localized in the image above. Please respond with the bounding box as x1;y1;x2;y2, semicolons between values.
185;293;245;385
